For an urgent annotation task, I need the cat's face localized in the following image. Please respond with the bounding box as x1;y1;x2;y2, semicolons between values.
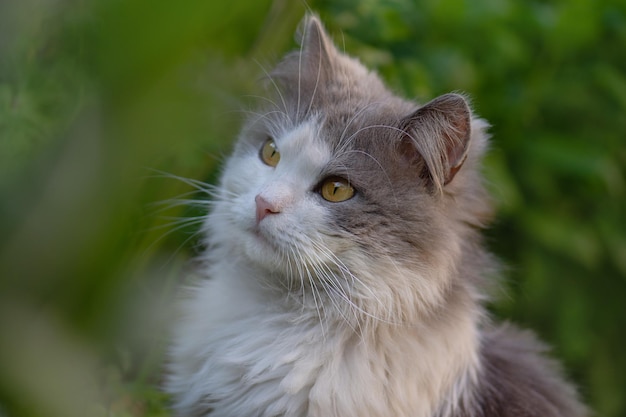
203;16;489;322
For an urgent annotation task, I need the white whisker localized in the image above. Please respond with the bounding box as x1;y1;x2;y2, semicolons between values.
286;233;399;329
339;123;411;152
145;169;221;197
147;216;205;232
252;59;292;127
336;103;384;153
149;198;212;214
296;249;327;339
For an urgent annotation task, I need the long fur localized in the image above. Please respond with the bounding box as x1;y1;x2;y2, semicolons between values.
165;15;587;417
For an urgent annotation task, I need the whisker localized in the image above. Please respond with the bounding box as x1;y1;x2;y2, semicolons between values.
141;215;204;260
339;123;411;152
309;259;360;334
145;169;219;196
341;148;399;209
149;198;212;214
306;236;397;326
290;246;307;312
241;94;284;112
146;216;205;232
296;250;326;339
283;246;294;295
252;59;292;127
242;109;291;134
336;103;384;153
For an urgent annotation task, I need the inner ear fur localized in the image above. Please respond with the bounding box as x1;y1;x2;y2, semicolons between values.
399;93;472;189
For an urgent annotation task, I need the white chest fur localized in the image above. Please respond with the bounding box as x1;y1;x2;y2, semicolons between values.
166;263;481;417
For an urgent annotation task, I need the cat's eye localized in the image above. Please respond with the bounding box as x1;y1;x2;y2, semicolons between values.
320;177;355;202
260;138;280;167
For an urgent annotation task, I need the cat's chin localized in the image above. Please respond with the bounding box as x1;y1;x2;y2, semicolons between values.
239;226;288;272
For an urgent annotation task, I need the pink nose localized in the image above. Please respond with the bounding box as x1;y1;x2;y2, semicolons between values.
255;194;280;223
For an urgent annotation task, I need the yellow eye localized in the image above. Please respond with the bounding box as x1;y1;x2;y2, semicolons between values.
320;177;355;202
260;138;280;167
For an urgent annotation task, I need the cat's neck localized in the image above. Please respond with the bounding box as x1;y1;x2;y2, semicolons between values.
206;235;485;327
201;251;483;417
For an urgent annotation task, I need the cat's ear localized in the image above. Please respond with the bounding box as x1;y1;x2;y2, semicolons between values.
296;14;338;70
270;15;338;92
399;93;472;189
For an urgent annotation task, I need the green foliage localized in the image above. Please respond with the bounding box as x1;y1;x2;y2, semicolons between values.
1;0;624;416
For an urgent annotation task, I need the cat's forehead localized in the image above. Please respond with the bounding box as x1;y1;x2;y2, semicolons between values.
273;107;396;160
316;102;416;169
277;119;332;170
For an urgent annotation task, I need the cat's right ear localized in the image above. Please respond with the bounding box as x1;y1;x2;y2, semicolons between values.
398;93;472;191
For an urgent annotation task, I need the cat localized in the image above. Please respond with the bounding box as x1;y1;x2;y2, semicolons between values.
165;14;587;417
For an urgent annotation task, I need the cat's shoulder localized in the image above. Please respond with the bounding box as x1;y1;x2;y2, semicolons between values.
471;323;587;417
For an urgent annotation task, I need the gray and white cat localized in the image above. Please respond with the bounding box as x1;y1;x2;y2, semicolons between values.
166;15;587;417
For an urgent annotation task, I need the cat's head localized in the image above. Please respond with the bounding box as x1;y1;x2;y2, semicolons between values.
204;15;492;324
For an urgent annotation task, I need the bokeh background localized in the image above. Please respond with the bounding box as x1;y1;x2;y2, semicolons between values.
0;0;624;416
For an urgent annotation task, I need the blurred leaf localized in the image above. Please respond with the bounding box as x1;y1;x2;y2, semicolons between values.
521;208;601;268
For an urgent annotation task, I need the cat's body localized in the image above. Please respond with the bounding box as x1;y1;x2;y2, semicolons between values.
166;15;586;417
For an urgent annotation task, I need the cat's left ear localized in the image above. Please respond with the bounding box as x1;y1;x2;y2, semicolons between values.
296;14;338;69
399;93;472;189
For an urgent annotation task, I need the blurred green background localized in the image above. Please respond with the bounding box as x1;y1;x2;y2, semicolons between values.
0;0;624;416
